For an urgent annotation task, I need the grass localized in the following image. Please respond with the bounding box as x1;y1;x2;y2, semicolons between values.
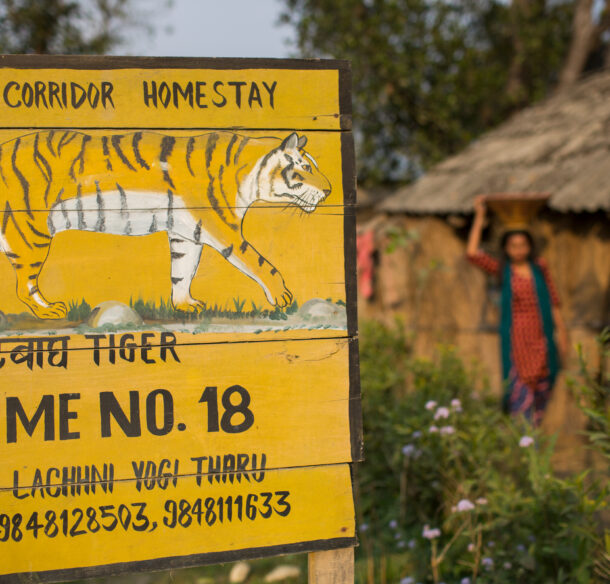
67;298;92;321
127;296;298;322
61;297;299;324
0;296;349;331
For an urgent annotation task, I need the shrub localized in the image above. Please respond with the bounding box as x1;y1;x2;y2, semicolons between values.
356;320;607;584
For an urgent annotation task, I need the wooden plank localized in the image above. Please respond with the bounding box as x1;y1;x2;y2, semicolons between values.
0;463;355;582
0;56;350;130
0;337;353;488
308;548;354;583
0;127;351;337
0;128;348;209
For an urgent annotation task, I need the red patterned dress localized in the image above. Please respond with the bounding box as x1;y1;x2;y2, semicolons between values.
468;251;561;424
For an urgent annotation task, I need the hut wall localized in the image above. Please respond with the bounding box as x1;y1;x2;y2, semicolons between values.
358;212;609;471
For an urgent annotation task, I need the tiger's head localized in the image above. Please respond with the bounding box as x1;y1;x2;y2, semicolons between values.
260;132;331;213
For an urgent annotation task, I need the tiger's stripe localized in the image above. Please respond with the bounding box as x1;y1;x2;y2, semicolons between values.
12;138;33;219
111;134;136;172
132;132;150;170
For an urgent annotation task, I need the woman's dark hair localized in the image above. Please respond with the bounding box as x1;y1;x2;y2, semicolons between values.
500;229;536;261
498;229;537;281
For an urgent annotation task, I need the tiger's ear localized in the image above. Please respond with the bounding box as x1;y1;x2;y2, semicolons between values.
298;135;307;149
281;132;299;151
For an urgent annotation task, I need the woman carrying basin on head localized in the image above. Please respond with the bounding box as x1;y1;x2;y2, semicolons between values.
466;195;568;426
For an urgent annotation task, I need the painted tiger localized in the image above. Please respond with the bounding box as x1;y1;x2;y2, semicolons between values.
0;130;331;319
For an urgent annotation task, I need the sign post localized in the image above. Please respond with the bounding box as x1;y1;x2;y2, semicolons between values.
0;56;361;582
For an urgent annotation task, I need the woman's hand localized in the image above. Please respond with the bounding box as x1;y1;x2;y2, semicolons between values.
474;194;487;217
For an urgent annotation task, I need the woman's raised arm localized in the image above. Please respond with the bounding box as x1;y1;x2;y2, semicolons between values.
467;195;487;257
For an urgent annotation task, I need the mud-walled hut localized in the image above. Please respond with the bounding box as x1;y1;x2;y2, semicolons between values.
359;70;610;469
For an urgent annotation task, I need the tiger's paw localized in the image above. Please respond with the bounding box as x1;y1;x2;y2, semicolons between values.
173;297;205;313
276;287;293;308
266;285;293;308
31;301;67;320
264;270;293;307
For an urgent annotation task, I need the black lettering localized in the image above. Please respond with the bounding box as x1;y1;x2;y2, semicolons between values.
74;466;90;496
248;82;263;108
22;83;33;107
236;453;250;483
85;334;105;366
99;391;141;438
32;469;44;495
59;393;80;440
160;332;180;362
223;454;236;483
6;395;54;443
140;333;156;364
158;82;171;108
12;471;28;499
142;80;157;107
157;459;172;489
108;333;116;364
70;83;87;108
132;460;145;491
34;81;48;108
228;81;247;108
45;468;61;497
61;466;76;496
220;385;254;433
212;81;227;107
262;81;277;108
101;82;114;108
87;84;100;108
48;82;62;108
4;81;21;107
191;456;207;486
207;455;222;484
119;333;136;362
252;453;267;482
144;461;157;489
173;81;193;107
195;81;207;108
146;389;174;436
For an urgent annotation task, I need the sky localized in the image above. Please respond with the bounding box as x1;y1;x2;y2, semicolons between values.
124;0;293;59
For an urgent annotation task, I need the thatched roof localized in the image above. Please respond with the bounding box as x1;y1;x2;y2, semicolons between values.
380;69;610;214
357;185;395;209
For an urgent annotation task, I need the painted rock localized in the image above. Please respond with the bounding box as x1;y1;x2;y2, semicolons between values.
88;301;143;328
298;298;346;322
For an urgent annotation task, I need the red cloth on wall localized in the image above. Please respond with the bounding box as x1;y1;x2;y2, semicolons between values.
357;230;375;299
468;251;560;386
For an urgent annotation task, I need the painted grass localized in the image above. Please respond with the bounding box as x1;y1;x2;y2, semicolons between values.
1;296;348;331
62;297;299;324
67;298;92;322
127;296;298;322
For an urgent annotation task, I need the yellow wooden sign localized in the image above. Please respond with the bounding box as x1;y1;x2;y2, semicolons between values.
0;56;360;582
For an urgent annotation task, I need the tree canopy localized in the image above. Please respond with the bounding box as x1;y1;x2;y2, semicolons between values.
280;0;609;184
0;0;150;55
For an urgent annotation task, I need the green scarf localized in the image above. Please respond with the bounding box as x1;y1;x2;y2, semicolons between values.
500;262;559;412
